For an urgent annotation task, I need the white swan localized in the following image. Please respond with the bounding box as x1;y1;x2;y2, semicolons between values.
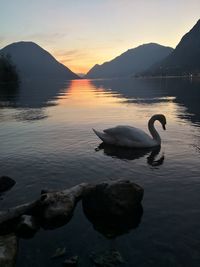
93;114;166;148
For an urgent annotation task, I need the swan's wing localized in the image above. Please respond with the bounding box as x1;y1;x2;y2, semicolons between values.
104;125;151;143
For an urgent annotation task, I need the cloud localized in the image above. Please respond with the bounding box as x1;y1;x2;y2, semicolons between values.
53;49;90;63
26;32;68;43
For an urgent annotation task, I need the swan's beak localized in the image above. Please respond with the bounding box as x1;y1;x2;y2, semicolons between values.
163;124;166;130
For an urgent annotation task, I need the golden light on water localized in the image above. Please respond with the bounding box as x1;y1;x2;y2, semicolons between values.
54;79;180;128
57;79;122;108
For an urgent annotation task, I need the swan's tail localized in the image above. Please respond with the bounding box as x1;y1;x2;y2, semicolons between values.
92;128;115;144
92;128;105;142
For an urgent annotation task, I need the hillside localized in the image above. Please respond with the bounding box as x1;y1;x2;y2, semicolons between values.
141;19;200;76
85;43;173;79
0;41;79;80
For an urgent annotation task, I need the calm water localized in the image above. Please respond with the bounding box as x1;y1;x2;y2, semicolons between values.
0;78;200;266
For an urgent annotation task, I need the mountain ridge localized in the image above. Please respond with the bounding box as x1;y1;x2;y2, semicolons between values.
139;19;200;76
85;43;173;79
0;41;79;80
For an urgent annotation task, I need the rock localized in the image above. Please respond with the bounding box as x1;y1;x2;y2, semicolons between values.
16;215;40;238
63;256;78;266
51;247;66;258
90;249;124;267
83;180;143;215
0;176;16;193
0;234;18;267
82;180;143;238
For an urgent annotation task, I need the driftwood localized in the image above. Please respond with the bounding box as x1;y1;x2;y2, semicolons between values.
0;183;89;232
0;200;40;225
38;183;89;228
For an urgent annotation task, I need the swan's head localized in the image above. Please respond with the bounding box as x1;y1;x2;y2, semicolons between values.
151;114;167;130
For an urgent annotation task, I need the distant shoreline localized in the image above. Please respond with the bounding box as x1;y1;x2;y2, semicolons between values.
133;75;200;80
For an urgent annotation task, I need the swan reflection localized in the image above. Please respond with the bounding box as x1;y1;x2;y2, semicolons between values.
96;143;164;166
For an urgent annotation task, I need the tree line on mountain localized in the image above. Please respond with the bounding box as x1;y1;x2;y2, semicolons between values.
0;54;19;82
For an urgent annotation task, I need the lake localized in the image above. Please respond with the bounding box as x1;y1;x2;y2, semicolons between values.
0;78;200;266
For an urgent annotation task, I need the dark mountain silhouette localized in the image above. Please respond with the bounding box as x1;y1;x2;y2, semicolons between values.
0;41;79;80
141;19;200;76
85;43;173;79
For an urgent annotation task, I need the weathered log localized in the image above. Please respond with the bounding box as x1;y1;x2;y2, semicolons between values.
38;183;89;229
0;200;40;235
0;200;40;225
0;183;89;230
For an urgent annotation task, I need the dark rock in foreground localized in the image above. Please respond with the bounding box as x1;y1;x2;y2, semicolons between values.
0;176;16;193
0;234;18;267
90;249;124;267
63;255;78;266
16;215;40;239
51;247;66;258
82;180;144;238
0;179;144;266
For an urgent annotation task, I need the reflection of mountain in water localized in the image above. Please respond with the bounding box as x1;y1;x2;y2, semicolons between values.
164;78;200;125
0;79;70;121
0;82;19;106
90;78;200;125
97;143;164;167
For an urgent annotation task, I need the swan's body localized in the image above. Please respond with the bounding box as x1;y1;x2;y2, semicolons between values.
93;114;166;148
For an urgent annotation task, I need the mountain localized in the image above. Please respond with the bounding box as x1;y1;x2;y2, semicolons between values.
85;43;173;79
141;19;200;76
0;41;79;80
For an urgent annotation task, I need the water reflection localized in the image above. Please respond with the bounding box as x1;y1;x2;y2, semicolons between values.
1;78;200;126
0;79;70;121
96;143;164;166
0;82;19;107
14;108;48;122
90;78;200;125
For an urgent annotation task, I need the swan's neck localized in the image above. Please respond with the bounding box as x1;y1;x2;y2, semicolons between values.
148;117;161;145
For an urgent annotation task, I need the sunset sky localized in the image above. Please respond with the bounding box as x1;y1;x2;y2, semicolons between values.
1;0;200;74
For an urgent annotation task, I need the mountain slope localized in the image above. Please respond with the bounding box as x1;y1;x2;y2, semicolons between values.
85;43;173;79
0;41;79;80
142;19;200;76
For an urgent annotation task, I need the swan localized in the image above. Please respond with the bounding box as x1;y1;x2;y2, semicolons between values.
93;114;166;148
